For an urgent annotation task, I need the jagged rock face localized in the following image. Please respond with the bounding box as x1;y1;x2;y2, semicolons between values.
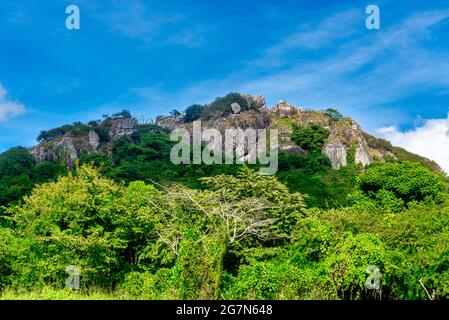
109;118;137;140
270;100;303;118
88;130;100;151
205;109;271;133
279;145;307;154
324;118;373;168
31;131;101;167
323;142;347;169
155;114;185;129
355;146;372;166
31;142;56;163
243;94;266;109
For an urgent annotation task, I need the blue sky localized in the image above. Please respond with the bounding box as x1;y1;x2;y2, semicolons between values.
1;0;449;170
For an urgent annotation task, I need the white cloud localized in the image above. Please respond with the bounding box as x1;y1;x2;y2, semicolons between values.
376;115;449;174
0;85;26;122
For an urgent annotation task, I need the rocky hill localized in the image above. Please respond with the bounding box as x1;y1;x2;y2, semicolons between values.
155;94;442;172
30;93;442;173
31;116;137;167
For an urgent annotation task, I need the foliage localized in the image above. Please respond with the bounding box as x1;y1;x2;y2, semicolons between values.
324;108;343;121
291;124;330;154
0;147;66;208
112;110;132;119
352;162;447;210
3;165;159;289
3;109;449;301
170;110;181;116
201;93;250;120
36;110;134;142
1;159;449;300
184;104;205;123
37;122;91;142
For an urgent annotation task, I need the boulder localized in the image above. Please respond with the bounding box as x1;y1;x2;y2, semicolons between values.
271;100;303;118
231;102;241;114
108;118;136;140
323;142;347;169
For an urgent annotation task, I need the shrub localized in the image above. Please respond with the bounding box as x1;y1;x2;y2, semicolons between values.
356;162;447;206
184;104;205;123
291;124;330;154
324;108;343;121
201;93;249;120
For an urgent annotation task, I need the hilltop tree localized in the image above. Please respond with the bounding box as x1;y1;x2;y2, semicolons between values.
184;104;204;122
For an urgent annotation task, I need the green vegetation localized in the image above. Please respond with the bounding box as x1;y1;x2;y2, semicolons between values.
348;162;447;213
184;104;205;123
37;110;134;142
2;107;449;300
0;147;66;208
201;92;260;120
291;124;330;153
324;108;344;121
1;162;448;300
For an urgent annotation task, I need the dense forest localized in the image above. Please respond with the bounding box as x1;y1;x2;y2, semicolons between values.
0;105;449;300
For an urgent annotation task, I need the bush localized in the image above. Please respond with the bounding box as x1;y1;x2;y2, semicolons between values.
291;124;329;154
184;104;205;123
0;147;34;177
356;162;447;206
120;269;173;299
37;122;91;141
4;165;159;288
0;148;66;207
201;93;249;120
324;108;343;121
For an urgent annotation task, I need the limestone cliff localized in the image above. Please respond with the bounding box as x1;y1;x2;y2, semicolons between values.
29;94;442;172
31;117;137;167
155;95;441;172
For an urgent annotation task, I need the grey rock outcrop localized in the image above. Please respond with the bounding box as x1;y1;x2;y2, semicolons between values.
323;142;347;169
31;131;102;167
231;102;241;114
324;118;373;168
279;145;307;154
88;130;100;151
355;146;372;166
243;94;266;109
155;114;185;129
109;118;137;140
271;100;303;118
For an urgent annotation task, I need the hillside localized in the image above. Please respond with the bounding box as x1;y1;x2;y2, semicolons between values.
1;92;449;300
0;92;441;209
30;93;442;173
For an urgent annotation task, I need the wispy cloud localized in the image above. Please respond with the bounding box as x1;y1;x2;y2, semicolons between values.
166;26;211;48
98;6;449;134
151;7;449;130
93;0;209;48
254;9;361;68
241;8;449;115
0;85;26;122
98;0;181;42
